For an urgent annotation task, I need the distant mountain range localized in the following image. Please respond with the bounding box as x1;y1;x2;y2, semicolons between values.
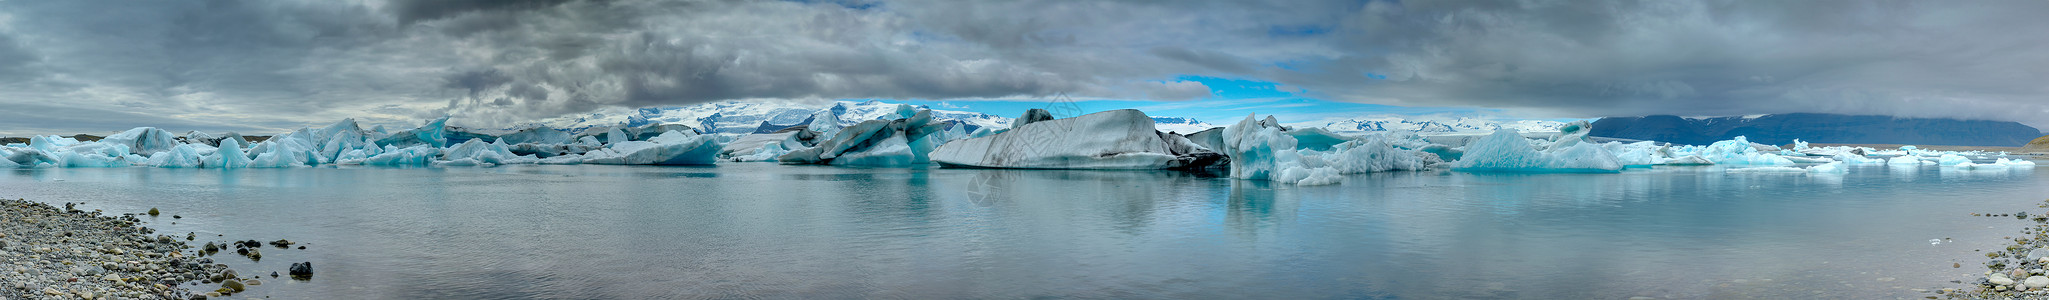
527;100;1576;138
536;100;1014;134
1589;113;2045;146
1150;117;1217;134
1311;117;1568;134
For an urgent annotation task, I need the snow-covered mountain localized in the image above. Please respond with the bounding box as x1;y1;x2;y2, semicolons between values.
1150;117;1218;134
1312;117;1566;134
537;100;1013;134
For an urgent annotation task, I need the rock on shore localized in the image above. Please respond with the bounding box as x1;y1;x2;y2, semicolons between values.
1;198;243;300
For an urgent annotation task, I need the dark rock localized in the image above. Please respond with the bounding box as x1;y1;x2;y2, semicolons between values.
269;239;294;248
288;262;313;279
1013;109;1055;129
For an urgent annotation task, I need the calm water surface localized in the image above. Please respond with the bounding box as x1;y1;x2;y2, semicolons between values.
2;164;2044;299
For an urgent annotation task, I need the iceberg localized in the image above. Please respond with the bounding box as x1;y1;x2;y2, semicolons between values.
1833;152;1883;165
1726;166;1807;173
101;127;181;156
1453;130;1622;173
1676;136;1795;165
781;109;951;167
1806;161;1848;173
1217;114;1436;185
1886;155;1928;165
1937;154;1973;166
580;130;722;165
1663;155;1715;166
374;117;450;148
931;109;1224;170
719;128;818;162
359;145;438;166
436;139;538;166
203;138;252;168
146;144;215;168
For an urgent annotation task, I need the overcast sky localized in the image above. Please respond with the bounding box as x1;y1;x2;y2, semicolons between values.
2;0;2046;135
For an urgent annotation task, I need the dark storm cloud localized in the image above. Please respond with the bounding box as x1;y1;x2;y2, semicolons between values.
2;0;2047;133
1281;0;2049;125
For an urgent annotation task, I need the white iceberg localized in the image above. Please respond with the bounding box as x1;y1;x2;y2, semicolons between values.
1806;161;1848;173
932;109;1221;169
146;144;215;168
435;139;539;166
1675;136;1795;165
1887;155;1928;165
1937;154;1973;166
202;138;253;168
1726;166;1807;173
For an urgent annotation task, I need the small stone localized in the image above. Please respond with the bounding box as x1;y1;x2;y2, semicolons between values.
44;287;62;295
246;279;261;286
1990;273;2016;286
103;274;120;281
205;292;220;297
148;208;160;216
173;215;181;219
2026;276;2049;288
221;279;245;292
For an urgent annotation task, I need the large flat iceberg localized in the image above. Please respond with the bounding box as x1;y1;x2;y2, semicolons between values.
930;109;1222;170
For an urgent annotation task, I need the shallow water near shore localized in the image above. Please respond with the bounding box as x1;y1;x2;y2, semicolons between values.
2;164;2046;299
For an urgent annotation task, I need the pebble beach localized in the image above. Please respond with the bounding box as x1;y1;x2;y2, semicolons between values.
0;198;276;300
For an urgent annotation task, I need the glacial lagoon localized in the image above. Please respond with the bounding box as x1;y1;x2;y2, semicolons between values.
3;163;2043;299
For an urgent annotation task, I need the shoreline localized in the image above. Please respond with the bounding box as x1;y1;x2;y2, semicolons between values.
0;198;255;300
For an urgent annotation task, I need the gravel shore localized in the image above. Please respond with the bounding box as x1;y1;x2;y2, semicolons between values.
0;198;256;300
1953;200;2049;299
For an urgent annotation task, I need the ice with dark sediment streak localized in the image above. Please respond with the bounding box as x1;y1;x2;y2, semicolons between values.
931;109;1224;170
780;106;952;167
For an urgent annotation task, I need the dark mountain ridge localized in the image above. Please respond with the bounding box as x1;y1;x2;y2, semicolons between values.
1589;113;2042;147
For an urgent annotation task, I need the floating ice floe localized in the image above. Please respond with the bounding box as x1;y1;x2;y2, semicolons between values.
932;109;1225;170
